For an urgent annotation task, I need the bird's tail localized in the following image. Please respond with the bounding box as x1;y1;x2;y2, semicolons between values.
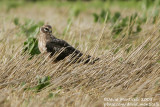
84;55;100;64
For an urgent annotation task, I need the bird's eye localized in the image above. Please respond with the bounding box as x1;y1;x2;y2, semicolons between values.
44;28;49;32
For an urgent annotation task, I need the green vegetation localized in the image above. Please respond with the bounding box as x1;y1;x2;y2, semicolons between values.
25;76;51;92
13;18;44;56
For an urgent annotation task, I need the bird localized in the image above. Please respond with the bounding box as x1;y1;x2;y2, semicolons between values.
38;25;98;64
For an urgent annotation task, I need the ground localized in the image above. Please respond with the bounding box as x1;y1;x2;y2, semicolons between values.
0;1;160;107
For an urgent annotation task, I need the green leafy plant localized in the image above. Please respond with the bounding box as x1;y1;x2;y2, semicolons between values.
93;10;144;39
126;45;132;53
13;17;19;26
93;9;110;23
111;12;121;23
13;18;44;56
25;76;51;92
36;76;51;92
113;47;120;54
70;6;81;18
93;9;121;24
23;37;40;56
128;13;138;35
93;13;99;23
111;13;142;39
13;18;44;37
144;0;153;9
112;16;129;39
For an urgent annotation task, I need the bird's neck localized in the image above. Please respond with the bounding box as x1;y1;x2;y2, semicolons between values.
39;33;55;41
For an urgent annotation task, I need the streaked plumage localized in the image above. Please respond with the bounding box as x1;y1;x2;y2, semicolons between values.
38;25;97;63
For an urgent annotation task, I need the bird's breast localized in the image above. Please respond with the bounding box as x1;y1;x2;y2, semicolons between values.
38;38;47;53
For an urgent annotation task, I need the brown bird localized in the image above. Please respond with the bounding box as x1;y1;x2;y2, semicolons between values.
38;25;97;63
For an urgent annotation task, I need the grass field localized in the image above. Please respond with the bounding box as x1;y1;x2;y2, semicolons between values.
0;1;160;107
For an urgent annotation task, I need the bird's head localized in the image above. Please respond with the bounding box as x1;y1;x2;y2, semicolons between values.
40;25;52;34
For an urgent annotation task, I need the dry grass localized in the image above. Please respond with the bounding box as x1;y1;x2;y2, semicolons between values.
0;2;160;107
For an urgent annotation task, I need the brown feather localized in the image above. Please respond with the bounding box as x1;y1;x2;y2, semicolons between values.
38;25;99;63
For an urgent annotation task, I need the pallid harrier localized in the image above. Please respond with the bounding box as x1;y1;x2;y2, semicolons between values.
38;25;98;63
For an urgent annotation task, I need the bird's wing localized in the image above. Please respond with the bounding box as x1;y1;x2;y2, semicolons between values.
46;39;82;58
45;38;98;63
